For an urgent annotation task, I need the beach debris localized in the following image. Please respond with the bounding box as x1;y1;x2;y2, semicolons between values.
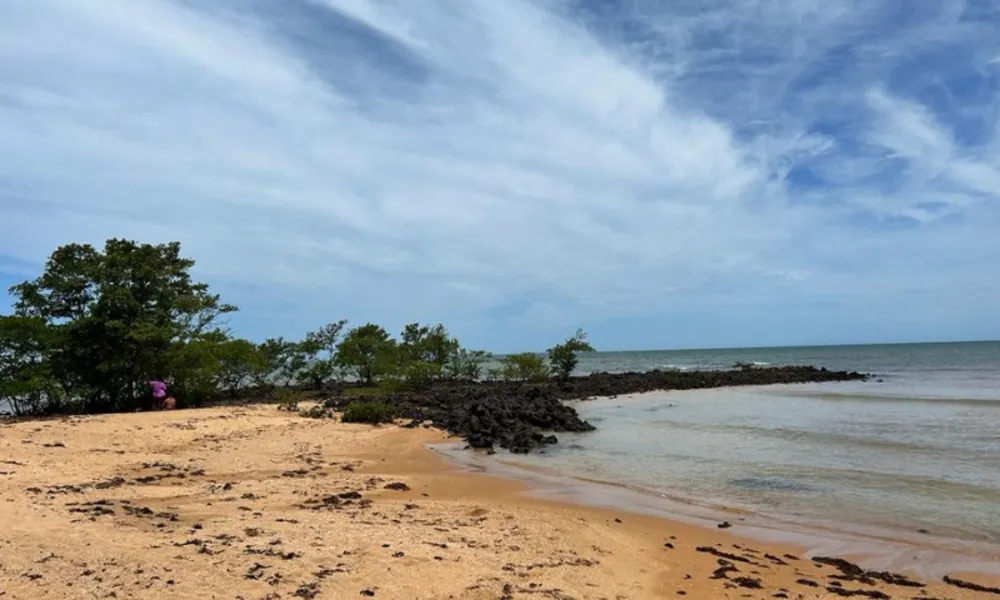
942;575;1000;595
244;562;268;580
711;561;740;580
732;576;763;589
717;521;732;529
695;546;758;565
824;587;889;599
384;482;410;491
813;556;923;588
292;582;320;598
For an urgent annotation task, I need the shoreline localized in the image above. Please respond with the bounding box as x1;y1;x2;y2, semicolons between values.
431;439;1000;580
2;404;999;599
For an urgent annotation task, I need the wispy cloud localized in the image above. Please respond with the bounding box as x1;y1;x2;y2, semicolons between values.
1;0;998;350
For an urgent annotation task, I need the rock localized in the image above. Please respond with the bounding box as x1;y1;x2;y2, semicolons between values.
322;366;868;454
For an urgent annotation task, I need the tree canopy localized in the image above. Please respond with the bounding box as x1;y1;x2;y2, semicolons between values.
0;238;595;417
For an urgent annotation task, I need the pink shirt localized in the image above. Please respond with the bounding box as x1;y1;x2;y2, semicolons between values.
149;380;167;398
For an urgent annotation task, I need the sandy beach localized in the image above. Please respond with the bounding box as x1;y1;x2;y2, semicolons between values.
1;405;998;600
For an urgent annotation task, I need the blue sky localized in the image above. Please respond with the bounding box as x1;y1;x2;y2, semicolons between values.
1;0;999;352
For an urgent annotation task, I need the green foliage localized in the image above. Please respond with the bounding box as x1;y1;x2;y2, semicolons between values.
0;237;591;417
254;338;293;389
382;360;441;392
340;400;396;424
296;320;347;389
546;329;595;381
399;323;459;367
445;348;492;382
0;315;64;415
274;387;301;411
335;323;397;386
499;352;550;382
214;338;259;397
5;239;235;413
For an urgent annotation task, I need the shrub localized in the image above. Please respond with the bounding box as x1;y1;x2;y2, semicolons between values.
396;360;442;391
445;348;491;381
340;400;396;424
546;329;595;381
275;387;301;412
300;404;330;419
499;352;549;382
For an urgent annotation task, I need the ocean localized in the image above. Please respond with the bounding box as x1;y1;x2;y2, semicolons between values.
442;341;1000;573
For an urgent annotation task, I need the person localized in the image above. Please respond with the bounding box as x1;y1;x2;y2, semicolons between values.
149;377;176;410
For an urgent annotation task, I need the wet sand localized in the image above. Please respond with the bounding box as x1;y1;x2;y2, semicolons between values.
1;404;998;599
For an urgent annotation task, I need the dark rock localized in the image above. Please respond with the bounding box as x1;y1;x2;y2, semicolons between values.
717;521;732;529
384;482;410;491
732;577;763;589
942;575;1000;595
813;556;923;588
322;366;867;453
824;587;889;599
695;547;755;565
293;582;320;598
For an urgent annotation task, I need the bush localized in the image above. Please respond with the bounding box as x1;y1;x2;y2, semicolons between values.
499;352;550;382
274;387;301;411
300;404;330;419
445;348;491;381
546;329;595;381
340;400;395;424
395;360;442;392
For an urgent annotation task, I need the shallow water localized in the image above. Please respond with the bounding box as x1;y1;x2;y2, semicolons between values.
497;341;1000;557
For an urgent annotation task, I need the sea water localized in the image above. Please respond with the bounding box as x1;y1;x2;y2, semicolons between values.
493;341;1000;558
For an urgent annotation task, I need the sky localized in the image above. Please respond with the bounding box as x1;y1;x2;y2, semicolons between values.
1;0;999;352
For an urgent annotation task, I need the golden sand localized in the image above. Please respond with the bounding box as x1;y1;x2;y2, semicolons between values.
1;404;997;599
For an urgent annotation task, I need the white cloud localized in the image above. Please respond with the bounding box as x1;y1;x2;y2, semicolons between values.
0;0;998;349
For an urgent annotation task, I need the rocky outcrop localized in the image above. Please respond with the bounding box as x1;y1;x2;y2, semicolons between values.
323;366;867;454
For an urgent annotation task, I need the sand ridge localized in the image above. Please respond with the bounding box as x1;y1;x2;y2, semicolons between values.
1;405;998;599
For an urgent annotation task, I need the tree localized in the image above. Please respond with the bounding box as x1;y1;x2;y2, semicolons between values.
6;239;236;412
499;352;549;382
214;338;259;397
546;329;595;381
445;348;491;382
255;337;295;388
0;315;61;415
335;323;397;386
399;323;460;368
297;320;348;389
